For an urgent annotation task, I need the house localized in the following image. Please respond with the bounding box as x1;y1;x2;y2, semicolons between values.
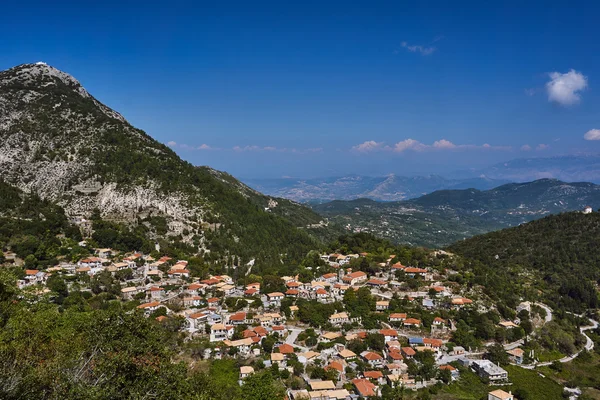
329;312;349;325
325;360;346;381
332;283;349;297
403;318;421;327
321;272;338;283
488;389;514;400
210;323;230;342
506;348;524;365
471;360;508;381
246;282;261;292
360;351;384;368
583;205;593;214
423;338;443;352
78;257;102;268
187;312;209;330
389;313;407;323
366;278;387;288
401;347;416;359
322;331;343;342
499;321;519;329
149;286;165;299
277;343;295;356
338;348;357;360
271;352;285;367
379;329;398;343
137;301;162;313
315;288;329;301
120;286;140;300
267;292;285;306
364;370;385;385
309;381;336;392
285;289;299;297
452;346;466;355
432;317;446;327
228;312;247;325
223;338;253;356
386;374;416;389
404;267;428;278
240;366;254;380
439;365;459;380
376;301;389;311
451;298;473;308
96;248;113;258
167;268;190;278
289;305;299;317
352;378;377;397
342;271;367;285
182;296;203;307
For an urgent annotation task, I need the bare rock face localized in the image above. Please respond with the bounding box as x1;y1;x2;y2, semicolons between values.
0;63;204;239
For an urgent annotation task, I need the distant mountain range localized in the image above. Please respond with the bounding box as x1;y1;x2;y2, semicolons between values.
243;175;510;203
243;154;600;203
453;154;600;183
311;179;600;248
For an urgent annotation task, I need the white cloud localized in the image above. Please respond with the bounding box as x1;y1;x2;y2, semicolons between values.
432;139;456;149
393;138;429;152
521;144;532;151
167;141;177;147
400;41;436;56
584;129;600;141
546;69;588;106
536;143;549;151
352;141;385;152
197;144;212;150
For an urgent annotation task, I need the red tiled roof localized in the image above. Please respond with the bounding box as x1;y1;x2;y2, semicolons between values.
352;379;377;397
278;344;294;354
364;370;383;379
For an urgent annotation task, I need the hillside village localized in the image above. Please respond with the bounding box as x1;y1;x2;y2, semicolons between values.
9;238;597;400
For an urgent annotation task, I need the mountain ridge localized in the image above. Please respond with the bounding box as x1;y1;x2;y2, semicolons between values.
0;62;334;262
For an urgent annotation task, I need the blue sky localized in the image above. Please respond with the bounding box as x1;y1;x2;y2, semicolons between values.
1;1;599;178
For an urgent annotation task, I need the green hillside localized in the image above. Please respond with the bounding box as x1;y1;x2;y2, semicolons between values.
448;212;600;312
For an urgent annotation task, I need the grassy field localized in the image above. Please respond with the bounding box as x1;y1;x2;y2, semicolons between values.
538;351;600;390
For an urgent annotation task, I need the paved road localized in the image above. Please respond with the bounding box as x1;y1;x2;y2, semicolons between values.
286;328;309;352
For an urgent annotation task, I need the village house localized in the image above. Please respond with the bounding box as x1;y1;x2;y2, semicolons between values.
120;286;141;300
267;292;285;307
342;271;367;286
352;378;377;397
471;360;508;382
389;313;407;323
149;286;165;299
228;312;248;325
360;351;384;368
187;311;209;330
379;329;398;343
210;323;232;342
223;338;253;356
329;312;349;325
364;370;386;385
321;272;338;283
375;300;389;311
240;366;254;380
488;389;514;400
403;318;421;328
137;301;163;313
506;348;524;365
182;296;203;308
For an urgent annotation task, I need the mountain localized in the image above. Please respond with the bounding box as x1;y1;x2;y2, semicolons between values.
0;63;336;263
447;211;600;312
243;174;509;203
453;154;600;183
312;179;600;248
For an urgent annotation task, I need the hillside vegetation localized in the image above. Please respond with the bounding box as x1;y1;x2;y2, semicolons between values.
448;212;600;312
